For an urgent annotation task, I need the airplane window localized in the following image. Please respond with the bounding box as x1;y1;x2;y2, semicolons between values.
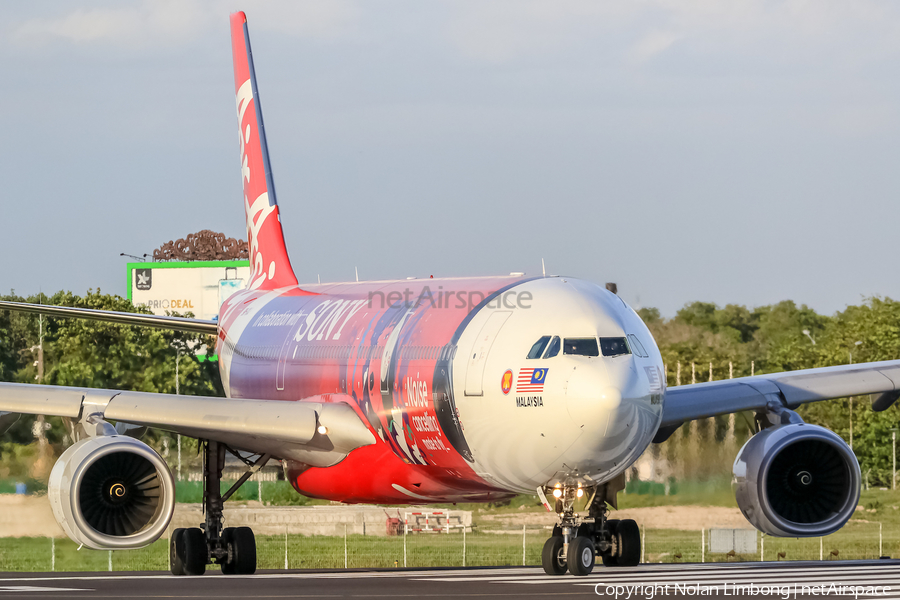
527;336;551;359
600;337;631;357
543;336;561;359
564;338;600;357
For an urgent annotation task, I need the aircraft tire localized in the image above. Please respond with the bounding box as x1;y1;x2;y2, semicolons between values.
567;536;595;576
182;527;207;576
220;528;236;575
601;519;619;566
541;536;567;575
170;528;186;576
231;527;257;575
616;519;641;567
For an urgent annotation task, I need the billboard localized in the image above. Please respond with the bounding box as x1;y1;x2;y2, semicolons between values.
127;260;250;321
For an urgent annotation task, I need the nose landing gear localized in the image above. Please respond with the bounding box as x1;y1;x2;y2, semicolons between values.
539;479;641;576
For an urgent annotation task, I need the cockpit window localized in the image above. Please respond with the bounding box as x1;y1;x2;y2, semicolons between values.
527;336;551;359
543;336;561;359
564;338;600;357
627;334;648;358
600;337;631;357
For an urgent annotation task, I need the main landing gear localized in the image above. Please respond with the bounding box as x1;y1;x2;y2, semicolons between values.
170;440;270;576
540;480;641;576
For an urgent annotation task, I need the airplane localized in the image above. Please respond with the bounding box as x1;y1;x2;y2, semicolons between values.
1;10;899;577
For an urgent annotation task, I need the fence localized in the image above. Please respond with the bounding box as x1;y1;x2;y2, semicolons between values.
0;527;547;572
0;521;894;572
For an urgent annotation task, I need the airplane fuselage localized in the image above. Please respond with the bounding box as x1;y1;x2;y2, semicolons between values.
215;275;664;503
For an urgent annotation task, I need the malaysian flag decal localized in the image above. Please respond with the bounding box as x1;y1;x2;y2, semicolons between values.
517;368;548;393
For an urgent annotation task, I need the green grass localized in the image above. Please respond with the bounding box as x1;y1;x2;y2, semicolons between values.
0;532;547;572
0;537;169;572
172;480;324;506
1;521;895;573
3;480;900;571
619;477;737;509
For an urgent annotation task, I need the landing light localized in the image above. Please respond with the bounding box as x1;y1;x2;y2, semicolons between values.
317;425;328;435
552;488;562;498
576;488;584;498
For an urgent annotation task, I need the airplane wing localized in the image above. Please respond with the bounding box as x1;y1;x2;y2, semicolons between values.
0;382;375;467
657;359;900;441
0;301;218;335
0;301;377;465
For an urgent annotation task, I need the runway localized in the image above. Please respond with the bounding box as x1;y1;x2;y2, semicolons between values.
0;561;898;599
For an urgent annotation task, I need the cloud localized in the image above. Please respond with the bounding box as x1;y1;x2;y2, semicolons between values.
444;1;639;63
10;0;360;49
443;0;900;66
12;1;209;47
629;29;683;63
249;0;360;40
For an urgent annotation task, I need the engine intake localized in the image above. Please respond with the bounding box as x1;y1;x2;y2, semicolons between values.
733;423;860;537
49;436;175;550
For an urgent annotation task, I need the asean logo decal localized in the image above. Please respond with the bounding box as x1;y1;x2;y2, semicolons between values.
501;369;513;395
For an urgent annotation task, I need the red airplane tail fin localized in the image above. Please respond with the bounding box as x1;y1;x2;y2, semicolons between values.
230;11;299;291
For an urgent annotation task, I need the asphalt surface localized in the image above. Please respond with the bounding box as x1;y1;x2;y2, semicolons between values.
0;561;898;599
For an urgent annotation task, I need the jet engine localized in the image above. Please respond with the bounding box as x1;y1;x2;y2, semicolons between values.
733;423;860;537
48;436;175;549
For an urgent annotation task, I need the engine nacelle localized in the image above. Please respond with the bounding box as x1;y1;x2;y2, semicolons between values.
48;436;175;550
733;423;860;537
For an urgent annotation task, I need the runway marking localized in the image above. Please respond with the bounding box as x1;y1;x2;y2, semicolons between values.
0;586;91;592
0;561;898;594
410;563;900;599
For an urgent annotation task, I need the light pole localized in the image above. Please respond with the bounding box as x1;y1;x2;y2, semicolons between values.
176;352;182;481
31;309;49;450
890;428;899;492
849;341;862;451
802;329;816;345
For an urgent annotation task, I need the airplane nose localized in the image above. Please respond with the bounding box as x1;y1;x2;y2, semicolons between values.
559;361;651;479
566;366;622;430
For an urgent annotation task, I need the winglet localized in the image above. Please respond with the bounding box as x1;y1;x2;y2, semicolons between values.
230;11;299;291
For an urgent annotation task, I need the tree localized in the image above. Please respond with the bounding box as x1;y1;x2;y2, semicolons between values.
0;289;222;459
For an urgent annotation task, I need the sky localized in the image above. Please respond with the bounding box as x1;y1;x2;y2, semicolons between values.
4;1;900;317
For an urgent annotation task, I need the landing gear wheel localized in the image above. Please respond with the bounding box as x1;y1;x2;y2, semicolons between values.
182;527;207;576
231;527;257;575
170;528;186;576
567;536;595;576
541;536;567;575
220;528;236;575
602;519;620;566
616;519;641;567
